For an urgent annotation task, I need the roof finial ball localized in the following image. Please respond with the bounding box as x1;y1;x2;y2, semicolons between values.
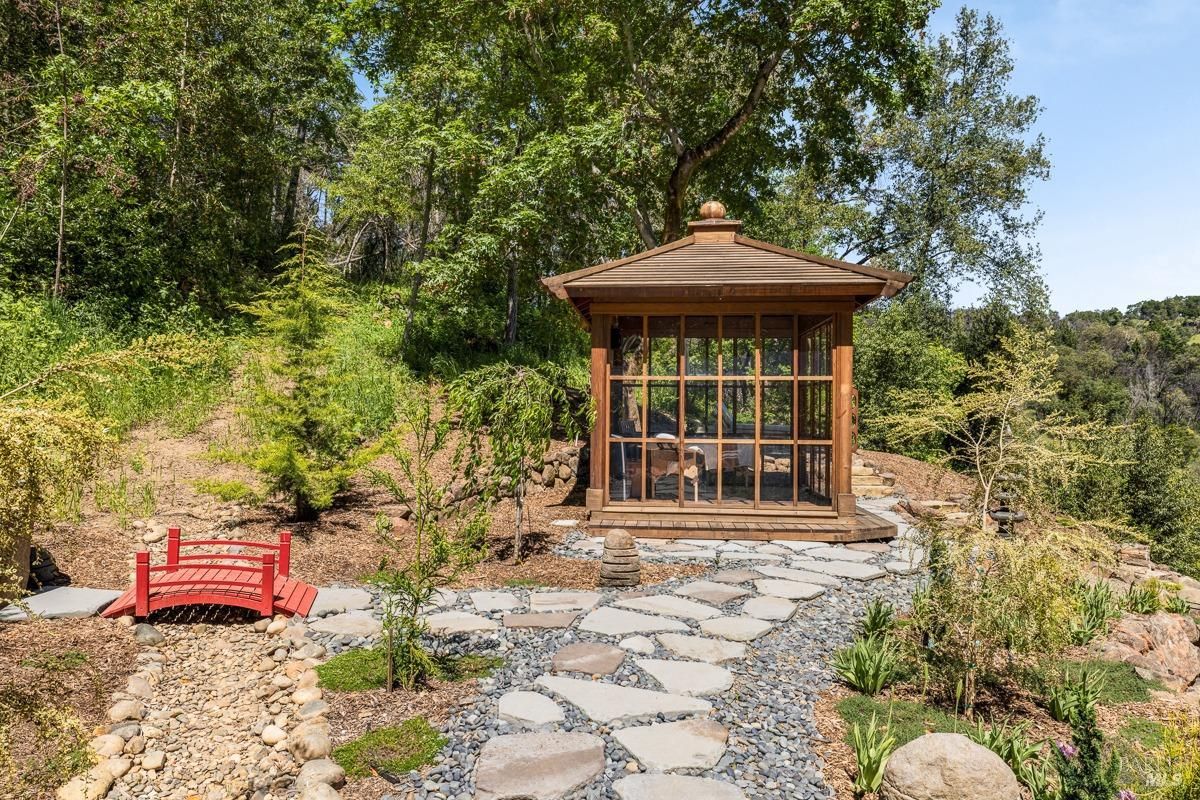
698;199;726;220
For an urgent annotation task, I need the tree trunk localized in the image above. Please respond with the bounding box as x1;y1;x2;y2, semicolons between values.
280;121;308;240
505;255;519;344
513;470;525;563
4;529;31;602
402;137;438;350
53;0;67;299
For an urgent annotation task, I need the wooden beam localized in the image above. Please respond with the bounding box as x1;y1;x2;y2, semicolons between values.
833;310;855;517
587;315;609;512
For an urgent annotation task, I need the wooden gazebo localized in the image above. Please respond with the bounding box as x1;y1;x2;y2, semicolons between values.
542;201;912;541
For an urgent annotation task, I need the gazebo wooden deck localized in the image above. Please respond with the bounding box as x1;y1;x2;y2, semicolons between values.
542;201;911;541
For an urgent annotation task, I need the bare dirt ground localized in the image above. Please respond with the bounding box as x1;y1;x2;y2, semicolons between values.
858;448;973;501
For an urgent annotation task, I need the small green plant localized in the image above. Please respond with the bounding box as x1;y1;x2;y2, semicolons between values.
1070;582;1121;645
331;717;446;779
837;695;959;747
1048;682;1077;723
833;635;900;696
969;718;1053;798
850;712;896;798
192;478;259;504
435;655;504;682
1125;584;1161;615
1048;667;1105;724
861;598;897;638
316;648;389;692
1164;594;1191;615
20;650;89;672
504;578;544;588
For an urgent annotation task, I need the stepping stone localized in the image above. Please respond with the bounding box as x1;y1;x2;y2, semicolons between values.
654;541;701;553
716;552;782;562
669;550;720;560
578;607;689;636
847;542;892;553
0;587;121;621
635;659;733;696
674;581;751;605
309;610;383;637
678;538;718;547
422;611;498;635
614;774;747;800
699;616;773;642
805;546;878;563
529;591;602;613
551;519;580;528
757;565;842;587
503;612;579;629
717;542;749;551
613;719;728;771
753;579;825;601
709;568;762;584
553;643;625;675
308;587;373;617
619;635;656;654
742;595;798;621
498;691;564;726
885;560;922;575
790;559;886;581
615;595;723;621
475;732;604;800
657;633;746;664
769;540;824;551
534;676;711;723
756;544;792;556
471;591;521;612
418;588;458;612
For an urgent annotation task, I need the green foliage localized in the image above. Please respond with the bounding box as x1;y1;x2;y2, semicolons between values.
850;713;897;799
968;719;1053;800
1052;699;1122;800
316;648;389;693
836;695;959;748
1046;667;1104;725
435;655;504;683
1134;714;1200;800
1120;717;1166;752
192;479;259;505
1125;584;1162;615
832;635;900;696
449;362;587;561
1070;582;1121;645
1164;595;1191;615
861;599;897;639
331;718;446;779
1056;660;1164;705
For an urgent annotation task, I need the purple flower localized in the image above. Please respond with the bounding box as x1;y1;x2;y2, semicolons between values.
1057;741;1079;759
1117;791;1137;800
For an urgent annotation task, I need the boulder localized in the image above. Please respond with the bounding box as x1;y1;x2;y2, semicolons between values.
133;623;164;645
295;758;346;792
55;762;115;800
1094;611;1200;690
880;733;1020;800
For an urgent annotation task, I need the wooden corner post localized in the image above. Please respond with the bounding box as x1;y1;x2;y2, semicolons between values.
833;310;855;518
587;314;610;513
166;527;181;570
260;552;276;617
135;551;151;617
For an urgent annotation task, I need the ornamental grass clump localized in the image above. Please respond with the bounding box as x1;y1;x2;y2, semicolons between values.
1070;581;1121;645
861;598;897;638
968;718;1053;800
850;712;896;799
833;635;901;696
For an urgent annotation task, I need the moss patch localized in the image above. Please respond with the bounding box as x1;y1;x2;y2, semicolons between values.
836;694;961;747
317;649;504;692
332;718;446;779
1120;716;1166;750
503;578;543;588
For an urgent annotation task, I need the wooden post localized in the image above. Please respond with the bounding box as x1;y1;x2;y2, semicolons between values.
278;531;291;578
587;314;609;512
260;552;275;617
135;551;150;617
166;527;180;571
833;311;855;517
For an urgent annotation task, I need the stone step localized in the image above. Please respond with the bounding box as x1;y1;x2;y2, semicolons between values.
613;774;747;800
577;607;690;636
612;718;728;771
614;595;724;621
534;675;711;723
474;732;604;800
753;579;825;601
698;616;774;642
635;659;734;696
656;633;748;664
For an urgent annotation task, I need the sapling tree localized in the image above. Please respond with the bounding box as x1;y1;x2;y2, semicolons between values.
448;362;588;562
370;386;486;690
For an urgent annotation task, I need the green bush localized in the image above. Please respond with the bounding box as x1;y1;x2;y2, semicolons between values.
1053;698;1122;800
192;479;260;504
1164;595;1191;615
331;718;446;779
1046;666;1105;724
832;635;900;696
861;598;897;638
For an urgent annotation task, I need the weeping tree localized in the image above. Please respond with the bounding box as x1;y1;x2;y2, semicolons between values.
449;362;589;562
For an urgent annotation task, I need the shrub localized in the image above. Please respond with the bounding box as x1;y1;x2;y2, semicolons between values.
331;718;446;779
969;718;1053;800
1047;667;1105;724
192;478;259;504
1137;713;1200;800
1053;697;1122;800
861;598;897;638
833;635;900;696
1125;584;1161;615
850;712;896;799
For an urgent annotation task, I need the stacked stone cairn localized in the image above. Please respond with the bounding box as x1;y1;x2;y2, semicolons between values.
598;529;640;587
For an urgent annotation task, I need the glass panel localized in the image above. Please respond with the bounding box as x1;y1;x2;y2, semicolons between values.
648;382;680;438
611;316;645;375
760;444;794;506
609;442;644;502
720;444;754;504
761;315;793;376
684;380;718;437
797;381;832;439
645;440;680;501
685;316;719;376
681;443;717;504
648;316;679;376
797;444;833;506
720;315;755;376
721;380;755;439
761;382;793;439
609;381;644;438
798;315;833;376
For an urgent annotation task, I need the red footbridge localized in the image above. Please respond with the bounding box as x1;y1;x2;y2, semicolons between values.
102;528;317;619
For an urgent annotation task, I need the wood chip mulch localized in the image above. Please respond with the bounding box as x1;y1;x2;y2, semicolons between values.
858;449;974;501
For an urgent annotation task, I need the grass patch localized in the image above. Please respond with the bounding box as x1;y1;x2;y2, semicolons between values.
20;650;89;672
837;694;961;747
317;648;504;692
504;578;544;588
331;717;446;779
1060;659;1166;704
193;478;259;504
1120;716;1166;750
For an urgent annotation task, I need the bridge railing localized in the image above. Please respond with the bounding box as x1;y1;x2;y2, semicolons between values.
165;527;292;577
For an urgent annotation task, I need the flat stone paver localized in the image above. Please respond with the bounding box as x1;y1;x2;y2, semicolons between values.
535;676;711;723
619;635;656;654
699;616;774;642
769;540;824;551
708;569;762;584
635;659;733;696
0;587;122;621
805;546;878;562
503;612;579;629
614;595;724;621
753;579;825;601
715;552;783;562
552;642;626;675
656;633;747;664
470;591;522;612
741;595;798;621
669;550;720;560
614;774;747;800
613;719;728;771
846;542;891;553
308;610;383;637
674;581;751;605
474;732;604;800
790;559;886;581
422;611;498;635
307;587;373;617
755;565;843;587
529;591;603;612
578;607;689;636
885;560;921;575
497;691;565;726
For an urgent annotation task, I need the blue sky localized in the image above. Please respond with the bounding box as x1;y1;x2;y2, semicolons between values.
929;0;1200;313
